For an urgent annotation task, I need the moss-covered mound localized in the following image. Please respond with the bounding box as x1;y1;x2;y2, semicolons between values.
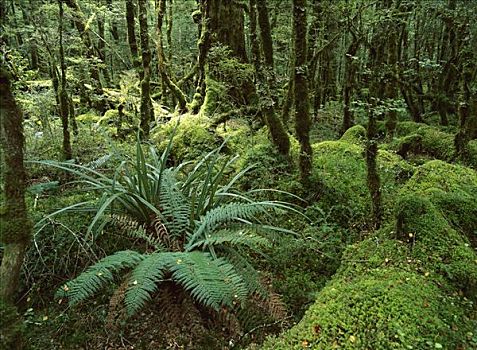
387;121;477;167
259;160;477;350
339;125;366;146
310;139;413;227
153;114;220;161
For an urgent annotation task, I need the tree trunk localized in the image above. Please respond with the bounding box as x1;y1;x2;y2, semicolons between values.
250;0;290;156
293;0;312;183
58;0;72;159
155;0;188;113
191;0;211;113
256;0;274;68
125;0;141;76
366;109;383;230
208;0;248;62
0;66;31;302
342;32;360;134
138;0;154;137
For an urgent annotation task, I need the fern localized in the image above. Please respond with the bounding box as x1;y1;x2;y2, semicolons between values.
59;250;144;306
170;252;248;310
125;252;175;315
186;203;267;250
160;169;191;238
189;229;270;251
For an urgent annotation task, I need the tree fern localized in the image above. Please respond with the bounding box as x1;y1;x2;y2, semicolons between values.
59;250;144;306
170;252;248;310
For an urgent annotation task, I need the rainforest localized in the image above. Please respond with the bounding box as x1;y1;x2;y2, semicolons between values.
0;0;476;349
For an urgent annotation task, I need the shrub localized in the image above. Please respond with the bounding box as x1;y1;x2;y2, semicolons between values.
43;133;298;320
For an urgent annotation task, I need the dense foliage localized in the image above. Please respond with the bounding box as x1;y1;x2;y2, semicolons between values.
1;0;476;349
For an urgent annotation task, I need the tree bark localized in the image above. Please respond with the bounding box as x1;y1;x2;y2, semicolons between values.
250;0;290;156
155;0;188;113
256;0;274;68
293;0;312;183
138;0;154;137
0;65;31;302
58;0;72;159
125;0;141;76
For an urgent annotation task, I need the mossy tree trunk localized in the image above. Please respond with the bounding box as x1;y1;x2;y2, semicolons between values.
58;0;72;159
365;109;383;229
125;0;141;77
0;65;31;303
250;0;290;156
208;0;248;62
138;0;154;137
293;0;312;183
155;0;188;113
342;29;361;134
384;12;399;140
191;0;211;113
256;0;274;68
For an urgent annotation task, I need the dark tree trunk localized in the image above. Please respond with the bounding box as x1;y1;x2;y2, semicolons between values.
342;31;360;134
0;65;31;303
107;0;120;42
191;0;211;113
97;13;111;85
366;109;383;230
208;0;248;62
156;0;188;113
250;0;290;156
138;0;154;137
126;0;141;75
58;0;72;159
256;0;274;68
293;0;312;183
385;19;399;140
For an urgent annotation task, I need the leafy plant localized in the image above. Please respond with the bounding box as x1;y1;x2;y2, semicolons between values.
44;127;299;317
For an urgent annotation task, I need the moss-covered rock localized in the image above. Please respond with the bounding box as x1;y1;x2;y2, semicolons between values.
310;141;414;227
260;268;470;350
340;125;366;146
390;122;456;162
153;114;219;161
259;160;477;350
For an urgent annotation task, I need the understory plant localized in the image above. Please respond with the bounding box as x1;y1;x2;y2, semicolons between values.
41;127;299;318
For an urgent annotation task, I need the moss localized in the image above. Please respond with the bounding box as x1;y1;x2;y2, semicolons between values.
468;140;477;168
260;159;477;350
393;122;455;161
96;109;119;125
0;299;24;349
310;141;414;227
340;125;366;146
260;269;469;350
153;114;218;161
0;213;32;244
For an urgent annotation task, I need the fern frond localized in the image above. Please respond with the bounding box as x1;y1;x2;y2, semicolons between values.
124;252;175;316
111;214;166;251
223;247;267;297
186;203;267;249
170;252;248;310
159;169;191;239
189;229;270;251
60;250;144;306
